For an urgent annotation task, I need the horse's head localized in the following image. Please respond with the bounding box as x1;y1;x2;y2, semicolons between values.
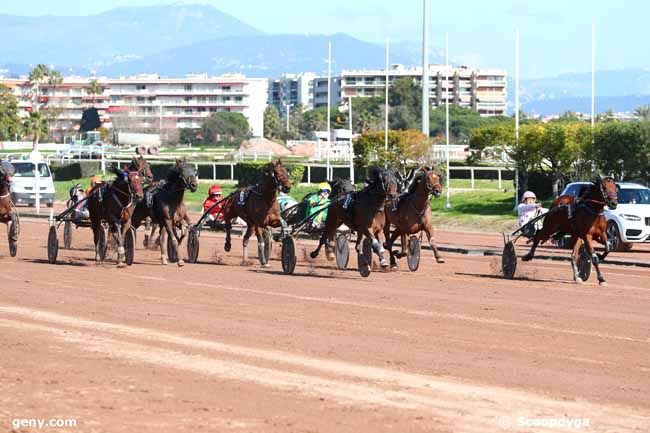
593;176;618;209
424;167;443;198
130;156;153;184
0;161;15;186
127;170;145;201
367;168;397;196
267;160;291;193
330;177;355;196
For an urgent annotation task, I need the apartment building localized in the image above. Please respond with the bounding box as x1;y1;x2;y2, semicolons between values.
340;64;507;116
268;72;315;116
312;76;342;109
108;74;268;137
0;76;110;140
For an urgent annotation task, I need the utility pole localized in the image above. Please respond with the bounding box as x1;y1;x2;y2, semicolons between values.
421;0;430;136
445;33;451;209
384;37;390;169
326;42;332;180
348;96;354;182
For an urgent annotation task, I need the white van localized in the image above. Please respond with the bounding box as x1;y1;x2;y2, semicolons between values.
9;160;56;207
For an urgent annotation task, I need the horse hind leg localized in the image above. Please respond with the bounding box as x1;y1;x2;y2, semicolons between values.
242;225;254;265
570;236;584;284
586;235;607;286
363;228;388;268
224;220;232;252
424;226;445;264
159;224;168;265
115;223;126;268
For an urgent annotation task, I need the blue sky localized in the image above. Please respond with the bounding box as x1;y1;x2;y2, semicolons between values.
2;0;648;78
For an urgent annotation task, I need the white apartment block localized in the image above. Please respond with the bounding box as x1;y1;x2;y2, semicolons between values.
340;64;507;116
0;76;110;140
268;72;315;115
108;74;268;137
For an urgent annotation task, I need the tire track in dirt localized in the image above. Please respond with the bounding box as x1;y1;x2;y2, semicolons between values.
1;306;649;433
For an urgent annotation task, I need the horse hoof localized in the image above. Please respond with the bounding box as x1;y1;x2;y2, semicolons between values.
117;262;126;269
574;278;584;285
224;244;231;252
262;263;271;268
325;253;335;262
177;260;185;267
391;265;398;272
161;258;168;265
599;280;607;286
521;255;532;262
309;251;318;259
436;258;446;264
380;259;389;268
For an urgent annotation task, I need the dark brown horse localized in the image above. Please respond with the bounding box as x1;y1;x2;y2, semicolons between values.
132;161;198;266
310;168;396;268
384;167;445;269
129;155;154;184
222;160;291;266
0;161;18;256
87;166;145;267
522;176;617;285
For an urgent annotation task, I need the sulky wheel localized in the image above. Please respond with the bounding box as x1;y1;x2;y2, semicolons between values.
186;226;200;264
281;235;297;275
335;233;350;270
47;226;59;264
357;237;373;278
63;221;73;250
577;243;592;282
502;240;517;279
124;227;135;266
407;235;421;272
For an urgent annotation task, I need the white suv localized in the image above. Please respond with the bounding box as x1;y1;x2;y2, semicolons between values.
561;182;650;251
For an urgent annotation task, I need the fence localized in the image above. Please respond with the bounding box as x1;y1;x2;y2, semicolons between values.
448;166;514;191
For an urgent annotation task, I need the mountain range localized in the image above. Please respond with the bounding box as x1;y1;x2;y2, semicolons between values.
0;3;648;115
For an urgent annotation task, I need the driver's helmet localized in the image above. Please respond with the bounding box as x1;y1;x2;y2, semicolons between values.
69;185;80;200
90;175;103;187
521;191;536;202
209;184;222;197
318;182;331;194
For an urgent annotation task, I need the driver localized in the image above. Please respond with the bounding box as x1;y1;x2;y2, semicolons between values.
518;191;547;234
307;182;331;228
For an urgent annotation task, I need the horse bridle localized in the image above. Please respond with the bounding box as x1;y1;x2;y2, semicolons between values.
110;172;139;209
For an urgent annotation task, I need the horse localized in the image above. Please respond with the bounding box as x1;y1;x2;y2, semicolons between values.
221;160;291;266
383;167;445;269
521;176;617;285
86;166;145;267
0;161;19;256
309;168;396;269
132;161;198;266
129;155;154;184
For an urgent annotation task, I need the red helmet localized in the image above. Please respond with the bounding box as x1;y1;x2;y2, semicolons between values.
209;185;222;196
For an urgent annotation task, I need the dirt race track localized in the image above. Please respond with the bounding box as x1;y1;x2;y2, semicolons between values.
1;218;650;433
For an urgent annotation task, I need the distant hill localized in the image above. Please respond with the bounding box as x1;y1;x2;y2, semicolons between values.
513;69;650;115
101;33;427;77
0;4;260;68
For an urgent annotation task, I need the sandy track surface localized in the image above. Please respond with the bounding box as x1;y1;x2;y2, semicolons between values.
1;218;649;432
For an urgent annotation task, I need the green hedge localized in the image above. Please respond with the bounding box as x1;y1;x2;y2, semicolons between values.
236;161;305;187
50;161;102;181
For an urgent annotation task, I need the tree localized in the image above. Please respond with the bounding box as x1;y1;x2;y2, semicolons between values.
201;112;251;146
634;105;650;121
86;79;103;106
354;129;431;177
22;112;49;145
351;96;384;134
592;122;646;180
0;84;21;141
430;105;506;143
388;77;421;131
27;64;62;148
263;106;282;140
179;128;200;146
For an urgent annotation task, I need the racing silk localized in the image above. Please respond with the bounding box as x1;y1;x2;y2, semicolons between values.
518;203;547;227
308;195;330;225
203;197;225;221
277;193;298;213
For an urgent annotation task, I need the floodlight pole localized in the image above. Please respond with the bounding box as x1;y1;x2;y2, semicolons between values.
384;37;390;169
348;96;354;182
445;33;451;209
326;42;332;180
421;0;430;136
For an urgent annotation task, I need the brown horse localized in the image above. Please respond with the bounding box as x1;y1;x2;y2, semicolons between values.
132;161;198;266
87;166;145;267
0;161;18;256
222;160;291;266
129;155;154;184
384;167;445;269
310;168;396;268
522;176;617;285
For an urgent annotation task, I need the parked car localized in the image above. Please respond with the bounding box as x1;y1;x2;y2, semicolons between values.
561;181;650;251
9;160;56;207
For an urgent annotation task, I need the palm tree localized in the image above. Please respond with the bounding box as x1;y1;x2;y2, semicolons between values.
22;112;49;145
27;64;62;149
634;105;650;121
86;79;103;106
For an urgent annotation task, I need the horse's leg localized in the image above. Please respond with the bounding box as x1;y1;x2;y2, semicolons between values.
241;224;255;265
224;219;232;252
91;221;102;263
114;222;126;268
570;236;583;284
255;226;269;267
424;223;445;264
585;234;606;285
362;227;389;268
164;218;183;267
159;223;168;265
387;229;401;270
144;218;151;248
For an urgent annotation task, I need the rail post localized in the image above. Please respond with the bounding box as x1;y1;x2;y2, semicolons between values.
307;165;311;184
498;168;502;190
230;163;234;180
471;168;475;190
212;163;216;181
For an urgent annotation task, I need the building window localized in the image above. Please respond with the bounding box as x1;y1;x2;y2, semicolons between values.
184;84;192;91
136;85;146;90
